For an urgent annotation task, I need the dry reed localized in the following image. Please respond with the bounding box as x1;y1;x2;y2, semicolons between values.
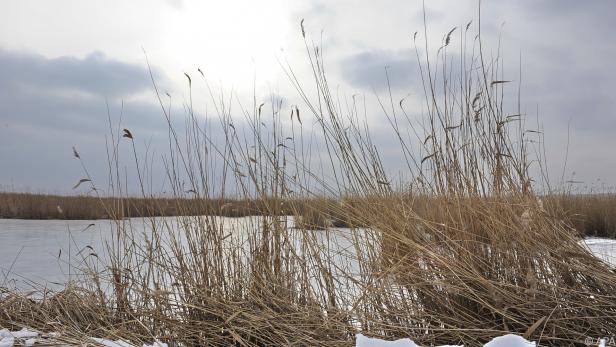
2;10;616;347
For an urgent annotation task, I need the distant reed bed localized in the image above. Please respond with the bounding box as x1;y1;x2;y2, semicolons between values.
0;192;363;226
546;193;616;238
2;192;615;239
0;191;281;219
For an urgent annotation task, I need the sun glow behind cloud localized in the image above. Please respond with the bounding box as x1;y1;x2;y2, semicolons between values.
162;0;292;90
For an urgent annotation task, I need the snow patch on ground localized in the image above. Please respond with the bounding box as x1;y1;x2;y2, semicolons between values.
355;333;535;347
484;334;536;347
0;328;38;347
91;337;168;347
0;328;167;347
0;328;539;347
356;334;421;347
91;338;136;347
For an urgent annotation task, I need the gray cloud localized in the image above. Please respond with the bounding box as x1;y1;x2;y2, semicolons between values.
0;49;156;98
0;87;166;134
0;49;171;192
340;49;421;91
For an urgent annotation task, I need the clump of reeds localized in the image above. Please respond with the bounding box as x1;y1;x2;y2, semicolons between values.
3;9;616;347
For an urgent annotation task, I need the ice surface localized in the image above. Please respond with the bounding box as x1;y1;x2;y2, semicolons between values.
2;217;616;291
583;238;616;266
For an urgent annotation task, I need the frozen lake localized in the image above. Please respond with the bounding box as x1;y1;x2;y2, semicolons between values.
0;218;113;289
0;216;359;291
582;237;616;266
1;217;615;291
0;217;297;290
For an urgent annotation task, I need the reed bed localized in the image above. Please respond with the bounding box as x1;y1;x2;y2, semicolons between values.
546;193;616;238
0;192;328;220
0;192;368;231
2;192;615;238
2;14;616;347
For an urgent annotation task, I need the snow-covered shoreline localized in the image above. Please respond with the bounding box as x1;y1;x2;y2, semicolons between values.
0;328;169;347
356;333;538;347
0;328;542;347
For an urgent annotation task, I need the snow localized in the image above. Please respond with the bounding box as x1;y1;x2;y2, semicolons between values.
91;337;168;347
0;328;38;347
91;338;136;347
8;328;37;339
355;333;535;347
356;334;420;347
484;334;536;347
0;328;539;347
0;328;168;347
0;337;13;347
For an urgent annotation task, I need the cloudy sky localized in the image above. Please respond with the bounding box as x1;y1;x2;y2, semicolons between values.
1;0;614;194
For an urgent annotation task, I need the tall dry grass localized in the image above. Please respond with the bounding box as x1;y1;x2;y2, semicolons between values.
2;11;616;347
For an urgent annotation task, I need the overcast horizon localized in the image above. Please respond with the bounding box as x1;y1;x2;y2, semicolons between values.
1;0;615;195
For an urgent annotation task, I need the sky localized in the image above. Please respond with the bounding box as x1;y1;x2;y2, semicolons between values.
0;0;615;194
